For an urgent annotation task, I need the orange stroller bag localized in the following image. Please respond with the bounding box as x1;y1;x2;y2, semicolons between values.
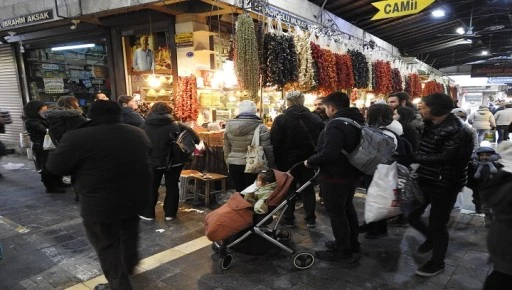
205;192;254;241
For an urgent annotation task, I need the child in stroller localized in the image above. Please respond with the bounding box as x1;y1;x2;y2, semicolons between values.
205;164;319;270
241;170;277;215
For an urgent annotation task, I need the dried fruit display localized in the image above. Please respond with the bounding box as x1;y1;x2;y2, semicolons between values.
348;50;370;89
235;14;259;100
391;68;403;92
372;60;393;95
174;76;199;122
294;34;316;90
335;54;354;90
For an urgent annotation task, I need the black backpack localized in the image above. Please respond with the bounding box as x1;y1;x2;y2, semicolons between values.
165;123;198;170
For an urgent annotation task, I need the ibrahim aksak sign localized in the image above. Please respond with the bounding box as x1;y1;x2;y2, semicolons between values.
1;10;54;29
371;0;435;20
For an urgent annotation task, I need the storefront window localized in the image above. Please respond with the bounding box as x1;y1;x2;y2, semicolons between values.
25;40;109;110
123;31;173;116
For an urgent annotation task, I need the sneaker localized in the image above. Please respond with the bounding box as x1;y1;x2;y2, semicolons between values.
305;221;316;228
415;261;445;277
364;232;388;239
93;284;111;290
282;221;296;228
138;215;154;221
165;216;175;221
418;240;433;254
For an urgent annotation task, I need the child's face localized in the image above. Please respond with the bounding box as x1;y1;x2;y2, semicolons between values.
478;152;492;162
256;176;266;188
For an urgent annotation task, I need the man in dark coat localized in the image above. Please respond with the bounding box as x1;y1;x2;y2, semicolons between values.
403;93;473;277
305;92;364;266
271;91;324;228
118;95;144;127
47;101;152;290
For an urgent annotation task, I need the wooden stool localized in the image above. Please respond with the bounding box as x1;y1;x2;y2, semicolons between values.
192;173;227;207
179;170;201;202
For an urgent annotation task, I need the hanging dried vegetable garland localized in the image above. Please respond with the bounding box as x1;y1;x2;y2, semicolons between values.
334;54;354;90
372;60;393;95
405;73;422;97
422;80;445;96
235;14;260;100
174;76;199;122
294;34;316;90
321;48;337;92
261;33;298;88
391;68;403;92
310;42;324;89
348;50;370;89
450;86;458;100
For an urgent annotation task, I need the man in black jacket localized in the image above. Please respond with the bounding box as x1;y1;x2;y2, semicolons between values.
271;91;324;228
405;93;473;277
305;92;364;266
47;101;152;290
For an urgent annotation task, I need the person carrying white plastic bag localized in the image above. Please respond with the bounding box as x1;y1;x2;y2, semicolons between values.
365;162;401;223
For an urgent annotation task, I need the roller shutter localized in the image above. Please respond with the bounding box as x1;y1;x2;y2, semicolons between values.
0;45;24;148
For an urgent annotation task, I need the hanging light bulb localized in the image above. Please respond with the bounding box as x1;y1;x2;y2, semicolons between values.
148;74;161;88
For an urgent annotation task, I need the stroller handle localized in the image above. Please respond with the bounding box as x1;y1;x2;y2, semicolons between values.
288;161;320;180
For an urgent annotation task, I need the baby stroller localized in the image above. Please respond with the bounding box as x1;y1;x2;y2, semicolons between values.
204;162;320;270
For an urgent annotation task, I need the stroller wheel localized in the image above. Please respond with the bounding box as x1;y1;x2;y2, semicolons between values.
221;254;233;270
211;241;222;253
293;252;315;270
277;228;292;242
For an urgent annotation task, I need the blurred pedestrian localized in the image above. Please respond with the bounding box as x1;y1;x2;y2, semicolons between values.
118;95;144;127
493;103;512;143
468;105;496;144
47;101;152;290
312;97;328;123
41;96;88;145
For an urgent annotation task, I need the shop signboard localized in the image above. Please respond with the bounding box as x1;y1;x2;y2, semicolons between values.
371;0;435;20
242;0;309;29
472;64;512;77
1;9;54;29
43;78;64;94
175;33;193;48
487;77;512;84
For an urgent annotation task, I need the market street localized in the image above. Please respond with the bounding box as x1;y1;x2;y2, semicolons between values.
0;154;490;290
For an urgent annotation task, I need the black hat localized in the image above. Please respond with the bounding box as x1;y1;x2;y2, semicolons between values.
88;100;122;123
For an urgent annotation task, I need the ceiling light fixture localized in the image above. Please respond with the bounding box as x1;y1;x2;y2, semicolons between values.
51;43;95;51
432;9;446;18
481;50;489;56
456;27;465;35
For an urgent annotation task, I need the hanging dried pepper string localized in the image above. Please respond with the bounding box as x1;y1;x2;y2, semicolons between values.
235;14;260;100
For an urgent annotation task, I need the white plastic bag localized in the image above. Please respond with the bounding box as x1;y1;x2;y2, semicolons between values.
43;129;56;151
364;162;401;223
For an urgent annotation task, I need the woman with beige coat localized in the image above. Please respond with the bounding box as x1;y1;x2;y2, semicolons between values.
223;100;274;192
468;105;496;144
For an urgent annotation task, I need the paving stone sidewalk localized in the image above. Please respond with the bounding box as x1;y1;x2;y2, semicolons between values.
0;154;491;289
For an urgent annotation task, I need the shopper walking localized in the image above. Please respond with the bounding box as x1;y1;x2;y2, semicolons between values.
118;95;144;127
493;103;512;143
468;105;496;144
305;91;364;265
394;106;420;152
224;100;274;192
271;91;324;228
139;102;199;221
401;93;473;277
480;141;512;289
452;108;479;151
47;100;152;290
23;101;65;193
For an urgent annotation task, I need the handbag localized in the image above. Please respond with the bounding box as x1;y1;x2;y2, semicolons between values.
244;124;268;174
397;163;425;217
364;162;401;223
43;129;56;151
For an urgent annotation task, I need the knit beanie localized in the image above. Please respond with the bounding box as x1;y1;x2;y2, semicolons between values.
238;100;257;115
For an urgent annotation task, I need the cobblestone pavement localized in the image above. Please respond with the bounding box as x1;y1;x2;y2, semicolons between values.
0;154;490;289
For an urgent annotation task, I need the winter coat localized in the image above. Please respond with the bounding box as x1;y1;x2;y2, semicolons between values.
121;107;145;127
223;114;274;167
414;114;474;190
307;108;365;182
468;107;496;130
271;105;324;171
494;108;512;126
401;122;420;152
480;170;512;276
46;121;152;222
41;108;87;145
24;118;48;150
382;120;403;150
140;113;200;169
